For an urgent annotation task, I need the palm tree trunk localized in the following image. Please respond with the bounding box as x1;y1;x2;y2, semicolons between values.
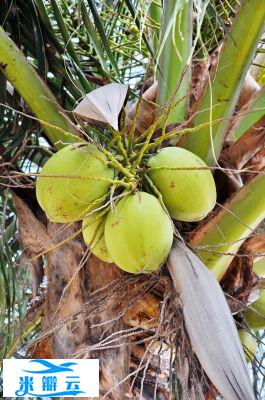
15;191;209;399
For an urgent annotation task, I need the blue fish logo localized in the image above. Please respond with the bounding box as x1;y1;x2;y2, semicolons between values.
23;360;77;374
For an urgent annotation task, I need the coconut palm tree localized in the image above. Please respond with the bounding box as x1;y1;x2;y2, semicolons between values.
0;0;265;399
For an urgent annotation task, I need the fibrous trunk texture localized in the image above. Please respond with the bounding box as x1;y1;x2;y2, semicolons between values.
14;193;217;399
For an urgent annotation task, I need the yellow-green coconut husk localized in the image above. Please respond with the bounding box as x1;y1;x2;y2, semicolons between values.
238;329;258;363
148;147;217;222
104;191;173;273
245;259;265;330
245;290;265;330
36;143;114;223
82;211;112;263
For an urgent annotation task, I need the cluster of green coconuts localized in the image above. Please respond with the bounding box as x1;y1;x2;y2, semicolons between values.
36;141;264;362
36;142;216;273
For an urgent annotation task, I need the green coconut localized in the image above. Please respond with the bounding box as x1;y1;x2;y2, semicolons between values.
244;259;265;330
147;147;217;222
253;257;265;278
36;143;114;223
104;192;173;273
238;329;258;363
82;211;112;263
245;289;265;330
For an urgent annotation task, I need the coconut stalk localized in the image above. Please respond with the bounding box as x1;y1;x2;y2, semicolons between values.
0;26;80;146
148;0;162;53
182;0;265;165
190;171;265;281
156;0;192;124
229;86;265;141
